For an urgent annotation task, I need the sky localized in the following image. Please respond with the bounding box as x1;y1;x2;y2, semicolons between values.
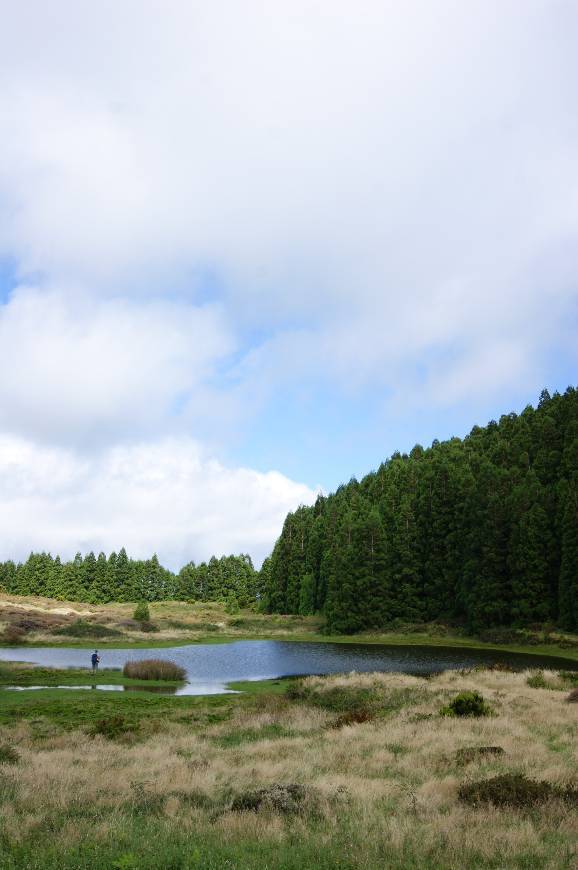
0;1;577;569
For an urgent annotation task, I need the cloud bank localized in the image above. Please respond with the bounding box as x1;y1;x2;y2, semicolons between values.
0;1;576;564
0;435;316;569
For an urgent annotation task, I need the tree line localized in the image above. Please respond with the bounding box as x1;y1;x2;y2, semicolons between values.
0;550;259;607
1;388;576;634
262;387;578;633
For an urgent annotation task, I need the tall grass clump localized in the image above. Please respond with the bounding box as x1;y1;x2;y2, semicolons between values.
123;659;186;681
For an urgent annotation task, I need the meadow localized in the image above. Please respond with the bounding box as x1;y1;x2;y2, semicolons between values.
0;662;577;869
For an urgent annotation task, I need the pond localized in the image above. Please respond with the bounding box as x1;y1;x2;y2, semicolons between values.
1;640;576;695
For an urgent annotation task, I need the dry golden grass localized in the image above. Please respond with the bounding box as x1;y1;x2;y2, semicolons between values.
0;592;321;645
0;668;576;867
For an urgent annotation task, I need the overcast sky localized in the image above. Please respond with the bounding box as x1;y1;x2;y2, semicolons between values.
0;1;576;568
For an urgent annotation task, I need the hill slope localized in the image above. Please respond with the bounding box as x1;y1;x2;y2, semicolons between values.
262;387;578;633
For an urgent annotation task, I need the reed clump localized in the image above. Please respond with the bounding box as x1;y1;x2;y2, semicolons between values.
122;659;186;681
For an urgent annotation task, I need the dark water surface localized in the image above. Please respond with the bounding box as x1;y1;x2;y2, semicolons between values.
0;640;575;695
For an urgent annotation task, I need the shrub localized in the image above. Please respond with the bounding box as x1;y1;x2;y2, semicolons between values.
0;745;19;765
53;620;122;638
123;659;186;681
526;671;548;689
456;746;505;765
231;783;313;814
331;708;374;728
458;773;578;808
138;621;159;633
441;691;492;717
133;601;150;622
91;715;133;740
224;594;239;615
1;625;26;644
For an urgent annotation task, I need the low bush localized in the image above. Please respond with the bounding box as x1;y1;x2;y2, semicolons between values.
133;601;150;622
456;746;505;765
526;671;548;689
231;783;314;814
53;620;122;638
459;773;578;808
123;659;186;681
91;715;133;740
331;708;374;728
1;625;27;644
441;691;492;717
138;621;159;633
0;744;19;765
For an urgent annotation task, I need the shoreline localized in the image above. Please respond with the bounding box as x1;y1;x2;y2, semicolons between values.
1;631;577;666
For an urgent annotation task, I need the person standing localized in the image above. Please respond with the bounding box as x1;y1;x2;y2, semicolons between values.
91;650;100;672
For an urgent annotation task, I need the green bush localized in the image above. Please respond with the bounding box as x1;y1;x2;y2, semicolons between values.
441;691;492;717
224;594;239;615
91;715;133;740
459;773;578;808
123;659;186;681
53;620;122;638
0;744;19;765
526;671;548;689
133;601;150;622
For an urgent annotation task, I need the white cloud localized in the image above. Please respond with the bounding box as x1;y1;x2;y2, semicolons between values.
0;0;575;403
0;285;235;445
0;435;317;569
0;1;576;562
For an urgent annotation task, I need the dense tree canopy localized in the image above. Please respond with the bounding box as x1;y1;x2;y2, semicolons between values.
0;550;259;607
263;388;578;633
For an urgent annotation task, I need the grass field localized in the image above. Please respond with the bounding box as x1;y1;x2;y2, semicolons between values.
0;661;577;868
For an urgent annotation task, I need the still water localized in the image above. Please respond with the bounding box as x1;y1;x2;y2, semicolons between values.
0;640;575;695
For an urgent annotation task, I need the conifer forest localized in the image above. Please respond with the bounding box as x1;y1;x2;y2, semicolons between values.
262;387;578;633
1;387;577;633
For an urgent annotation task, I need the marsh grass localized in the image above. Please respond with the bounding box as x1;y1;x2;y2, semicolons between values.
0;668;577;868
122;659;186;681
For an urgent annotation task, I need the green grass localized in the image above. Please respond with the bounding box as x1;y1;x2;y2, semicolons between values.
0;663;184;689
0;685;236;732
226;677;295;695
0;817;366;870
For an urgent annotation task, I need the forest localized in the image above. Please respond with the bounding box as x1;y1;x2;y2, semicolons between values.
262;387;578;633
1;388;577;634
0;551;259;608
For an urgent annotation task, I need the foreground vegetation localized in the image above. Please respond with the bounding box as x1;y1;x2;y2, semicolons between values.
0;665;576;868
